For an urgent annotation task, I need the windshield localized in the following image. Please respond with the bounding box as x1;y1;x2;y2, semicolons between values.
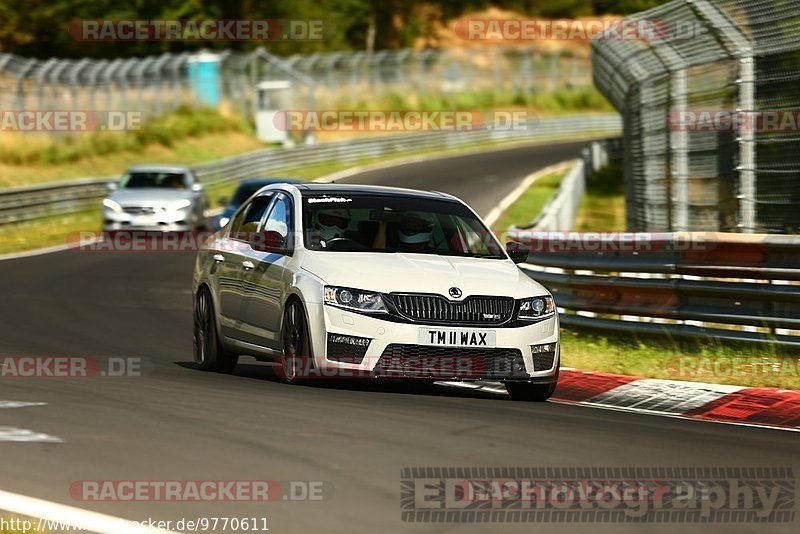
120;172;188;190
302;194;506;259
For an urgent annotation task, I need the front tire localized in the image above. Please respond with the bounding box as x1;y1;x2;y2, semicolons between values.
279;299;313;383
194;288;239;373
505;381;557;402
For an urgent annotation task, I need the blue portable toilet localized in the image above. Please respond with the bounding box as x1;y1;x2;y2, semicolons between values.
187;51;221;107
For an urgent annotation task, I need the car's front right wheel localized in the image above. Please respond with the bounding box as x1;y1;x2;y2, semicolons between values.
505;380;557;402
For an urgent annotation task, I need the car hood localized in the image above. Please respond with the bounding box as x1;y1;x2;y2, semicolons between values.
300;251;548;298
108;189;194;206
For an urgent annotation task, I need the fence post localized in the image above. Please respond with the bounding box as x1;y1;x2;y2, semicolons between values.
671;69;689;231
738;54;756;232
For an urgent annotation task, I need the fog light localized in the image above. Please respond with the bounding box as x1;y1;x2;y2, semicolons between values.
530;343;558;372
327;333;370;364
329;334;369;346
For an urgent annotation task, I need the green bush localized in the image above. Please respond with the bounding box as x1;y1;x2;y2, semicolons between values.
0;107;245;167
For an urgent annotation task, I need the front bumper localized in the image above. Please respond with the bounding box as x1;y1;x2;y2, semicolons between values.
103;210;196;232
103;221;196;232
306;302;559;381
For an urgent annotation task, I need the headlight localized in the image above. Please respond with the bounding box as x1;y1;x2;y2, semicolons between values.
324;286;387;314
219;217;230;227
518;296;555;319
171;199;192;211
102;199;122;213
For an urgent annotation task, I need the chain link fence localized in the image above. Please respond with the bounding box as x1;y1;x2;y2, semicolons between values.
0;46;592;125
592;0;800;234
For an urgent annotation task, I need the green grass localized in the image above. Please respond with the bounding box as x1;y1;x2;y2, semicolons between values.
0;131;267;188
491;169;566;237
339;87;614;115
0;208;100;255
0;107;248;168
573;161;626;231
560;328;800;389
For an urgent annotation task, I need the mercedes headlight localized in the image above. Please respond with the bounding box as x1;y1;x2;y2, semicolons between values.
518;296;555;320
171;199;192;211
102;199;122;213
324;286;387;314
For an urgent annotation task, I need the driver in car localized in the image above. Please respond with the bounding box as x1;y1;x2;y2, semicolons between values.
371;211;435;252
311;208;351;248
396;212;435;252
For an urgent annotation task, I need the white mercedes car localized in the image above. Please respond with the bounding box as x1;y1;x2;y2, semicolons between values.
192;183;559;401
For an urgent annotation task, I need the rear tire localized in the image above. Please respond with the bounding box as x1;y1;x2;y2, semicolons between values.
505;381;557;402
194;288;239;373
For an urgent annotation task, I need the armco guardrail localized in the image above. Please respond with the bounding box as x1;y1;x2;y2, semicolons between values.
506;231;800;347
0;114;621;225
0;178;113;225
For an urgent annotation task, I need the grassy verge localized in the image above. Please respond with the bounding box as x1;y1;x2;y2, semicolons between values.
490;169;566;236
0;209;100;255
560;328;800;390
573;161;625;231
0;133;266;188
336;87;613;115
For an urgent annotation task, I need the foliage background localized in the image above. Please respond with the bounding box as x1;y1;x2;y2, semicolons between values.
0;0;669;58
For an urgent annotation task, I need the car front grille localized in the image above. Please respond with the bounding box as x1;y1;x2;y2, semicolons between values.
374;344;528;379
389;294;515;325
123;206;158;215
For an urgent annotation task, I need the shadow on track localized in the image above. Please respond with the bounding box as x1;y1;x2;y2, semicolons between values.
174;359;510;401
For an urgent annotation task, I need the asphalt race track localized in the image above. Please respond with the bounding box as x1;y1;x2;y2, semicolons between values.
0;141;796;534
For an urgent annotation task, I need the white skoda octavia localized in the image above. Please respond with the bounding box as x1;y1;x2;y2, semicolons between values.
192;183;559;401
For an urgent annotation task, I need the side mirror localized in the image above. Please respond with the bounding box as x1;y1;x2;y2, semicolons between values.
506;241;530;264
191;183;204;192
250;230;290;255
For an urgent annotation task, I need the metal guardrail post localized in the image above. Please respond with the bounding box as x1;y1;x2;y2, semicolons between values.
690;0;756;233
738;55;756;232
670;69;689;231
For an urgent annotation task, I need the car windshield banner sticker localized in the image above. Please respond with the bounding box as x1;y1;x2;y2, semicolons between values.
307;197;352;203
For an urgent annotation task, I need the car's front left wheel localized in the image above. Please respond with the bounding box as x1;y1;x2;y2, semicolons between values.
194;288;239;373
279;299;313;383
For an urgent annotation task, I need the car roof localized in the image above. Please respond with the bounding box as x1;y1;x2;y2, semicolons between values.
239;177;303;187
126;164;192;173
293;183;457;201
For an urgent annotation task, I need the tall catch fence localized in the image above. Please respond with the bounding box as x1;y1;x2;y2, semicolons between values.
592;0;800;234
0;46;592;126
